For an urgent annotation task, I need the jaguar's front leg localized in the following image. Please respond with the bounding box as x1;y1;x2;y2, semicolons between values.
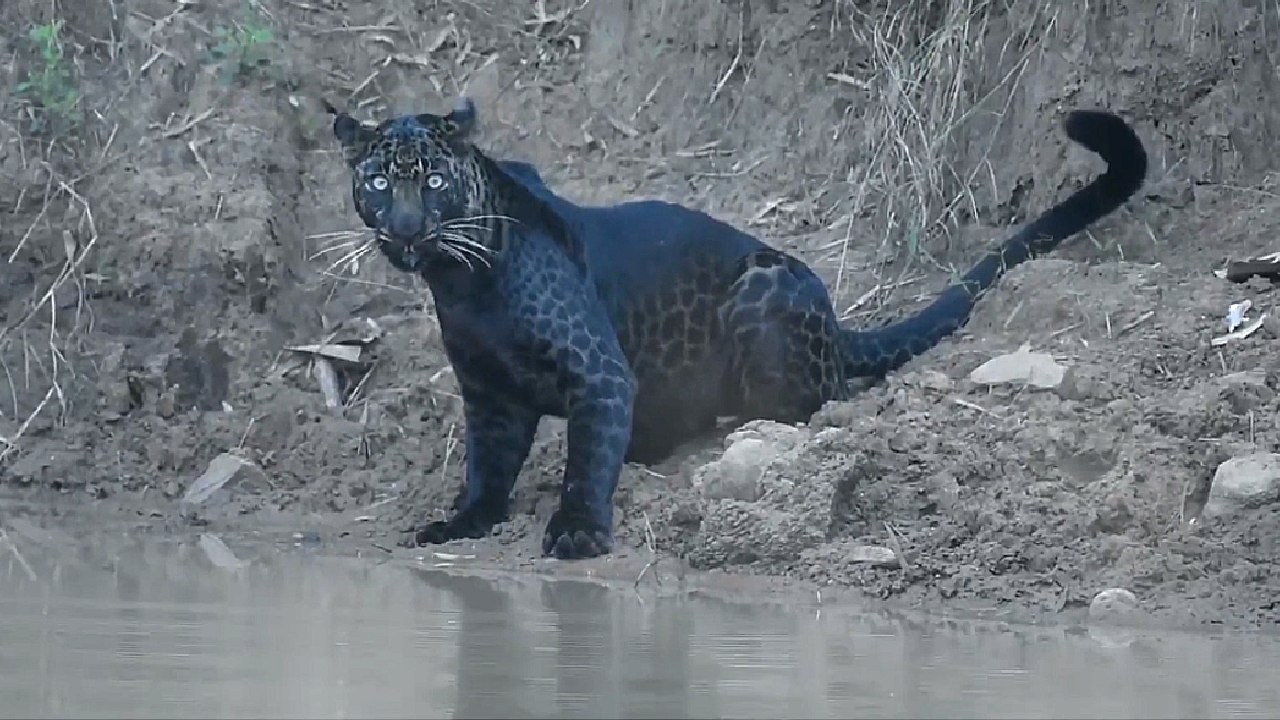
407;391;540;547
542;356;636;560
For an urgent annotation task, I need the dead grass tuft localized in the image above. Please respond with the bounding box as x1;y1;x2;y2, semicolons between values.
829;0;1058;313
0;1;106;463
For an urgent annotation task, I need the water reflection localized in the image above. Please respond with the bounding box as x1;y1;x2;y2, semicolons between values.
0;531;1278;719
448;572;536;718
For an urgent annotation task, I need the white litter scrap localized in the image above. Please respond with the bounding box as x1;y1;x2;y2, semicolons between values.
431;551;476;561
182;452;258;505
285;317;385;364
310;356;344;410
285;342;364;363
286;320;385;411
1225;300;1252;332
968;343;1066;389
1211;299;1267;347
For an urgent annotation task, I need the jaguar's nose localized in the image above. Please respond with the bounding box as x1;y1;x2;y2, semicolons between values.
386;209;424;243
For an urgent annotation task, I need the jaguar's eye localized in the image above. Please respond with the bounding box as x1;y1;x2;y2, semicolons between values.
426;173;446;190
368;175;389;191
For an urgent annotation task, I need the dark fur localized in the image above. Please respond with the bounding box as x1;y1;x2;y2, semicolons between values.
326;98;1148;560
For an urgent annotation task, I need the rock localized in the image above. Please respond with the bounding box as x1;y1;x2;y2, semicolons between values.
694;438;772;502
723;420;807;452
1088;586;1147;647
693;420;807;502
689;422;841;568
1088;586;1140;625
847;545;899;567
968;343;1065;389
1203;453;1280;518
695;484;836;567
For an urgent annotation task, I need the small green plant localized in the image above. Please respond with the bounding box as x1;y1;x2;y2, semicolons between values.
15;19;81;134
209;5;278;85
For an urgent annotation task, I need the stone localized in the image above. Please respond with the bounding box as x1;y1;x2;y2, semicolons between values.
693;420;806;502
1088;587;1140;625
847;545;899;567
1203;453;1280;518
969;344;1065;389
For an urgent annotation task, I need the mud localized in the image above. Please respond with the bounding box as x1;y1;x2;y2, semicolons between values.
2;0;1278;629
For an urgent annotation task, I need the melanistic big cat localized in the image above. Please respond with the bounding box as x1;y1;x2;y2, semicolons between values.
326;98;1147;559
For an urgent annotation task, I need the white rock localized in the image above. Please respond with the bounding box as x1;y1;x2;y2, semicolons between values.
693;421;807;502
847;545;898;567
1203;453;1280;518
697;438;772;502
1088;587;1140;624
968;344;1065;389
723;420;806;451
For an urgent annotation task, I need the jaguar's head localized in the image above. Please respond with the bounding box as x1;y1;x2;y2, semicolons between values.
326;97;500;273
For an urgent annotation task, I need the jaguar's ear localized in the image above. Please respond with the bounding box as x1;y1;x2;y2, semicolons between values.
442;96;477;139
323;98;377;167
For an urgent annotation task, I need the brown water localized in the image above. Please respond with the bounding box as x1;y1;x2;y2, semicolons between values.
1;525;1279;719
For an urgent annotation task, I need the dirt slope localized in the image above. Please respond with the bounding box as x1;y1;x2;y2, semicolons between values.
2;0;1278;629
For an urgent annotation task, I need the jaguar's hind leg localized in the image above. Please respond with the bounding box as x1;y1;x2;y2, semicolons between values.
718;249;848;423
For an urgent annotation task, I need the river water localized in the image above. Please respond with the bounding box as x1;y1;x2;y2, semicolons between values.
1;523;1278;719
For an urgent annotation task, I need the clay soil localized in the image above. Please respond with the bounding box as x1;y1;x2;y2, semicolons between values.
2;0;1279;630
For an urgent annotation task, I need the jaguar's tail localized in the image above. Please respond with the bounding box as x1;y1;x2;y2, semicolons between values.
839;109;1147;379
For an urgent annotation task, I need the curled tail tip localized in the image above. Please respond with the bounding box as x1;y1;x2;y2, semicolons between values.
1062;108;1137;144
1063;109;1149;186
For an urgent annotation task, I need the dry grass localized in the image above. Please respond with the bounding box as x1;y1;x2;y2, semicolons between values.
1;0;311;463
826;0;1058;314
0;171;97;462
0;2;100;462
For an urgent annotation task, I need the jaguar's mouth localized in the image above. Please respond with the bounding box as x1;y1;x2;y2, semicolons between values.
372;231;430;272
375;228;492;274
371;212;502;273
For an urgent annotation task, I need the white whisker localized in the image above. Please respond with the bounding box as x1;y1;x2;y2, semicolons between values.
439;242;475;271
309;232;374;261
450;243;491;269
442;233;492;256
469;213;520;224
308;229;370;241
323;238;376;275
443;237;494;265
443;213;520;228
311;243;358;261
312;241;360;255
439;233;492;269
